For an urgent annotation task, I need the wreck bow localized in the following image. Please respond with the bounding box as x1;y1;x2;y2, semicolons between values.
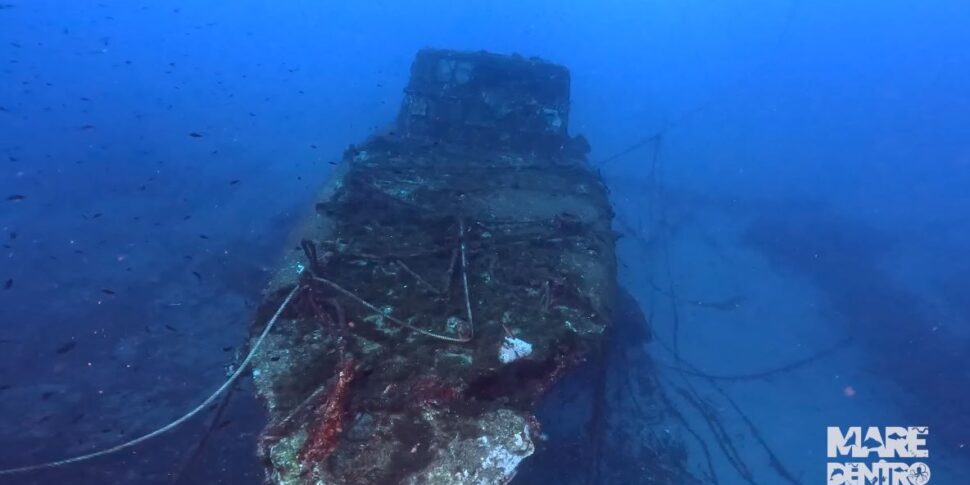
249;48;616;484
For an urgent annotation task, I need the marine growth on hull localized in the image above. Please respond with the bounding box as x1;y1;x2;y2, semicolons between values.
248;49;617;484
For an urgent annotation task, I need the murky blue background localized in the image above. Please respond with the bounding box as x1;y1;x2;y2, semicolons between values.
1;1;968;483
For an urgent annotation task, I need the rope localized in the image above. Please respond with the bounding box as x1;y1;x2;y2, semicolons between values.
0;283;302;476
459;219;475;341
310;275;470;343
308;219;475;343
595;0;802;168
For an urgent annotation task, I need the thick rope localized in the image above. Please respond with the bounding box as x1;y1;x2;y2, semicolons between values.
0;283;302;476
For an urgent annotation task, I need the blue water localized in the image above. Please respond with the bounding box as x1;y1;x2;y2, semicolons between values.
1;1;968;484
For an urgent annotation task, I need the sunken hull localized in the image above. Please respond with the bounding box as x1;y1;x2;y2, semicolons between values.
249;49;616;485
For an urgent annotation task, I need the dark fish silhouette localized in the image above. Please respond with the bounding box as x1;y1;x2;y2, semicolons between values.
56;341;77;354
6;194;25;201
101;288;116;295
189;132;203;138
3;278;11;290
192;271;202;281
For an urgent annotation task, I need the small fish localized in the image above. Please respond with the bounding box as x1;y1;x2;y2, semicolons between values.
101;288;116;295
191;271;202;281
222;346;233;352
164;324;178;332
56;341;77;354
689;295;746;311
215;419;232;430
41;391;56;400
199;234;209;240
0;385;10;391
229;179;240;185
3;278;11;290
8;231;16;240
188;132;203;138
6;194;26;201
79;124;95;131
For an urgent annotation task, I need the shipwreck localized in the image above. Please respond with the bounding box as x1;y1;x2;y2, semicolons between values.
248;48;618;484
